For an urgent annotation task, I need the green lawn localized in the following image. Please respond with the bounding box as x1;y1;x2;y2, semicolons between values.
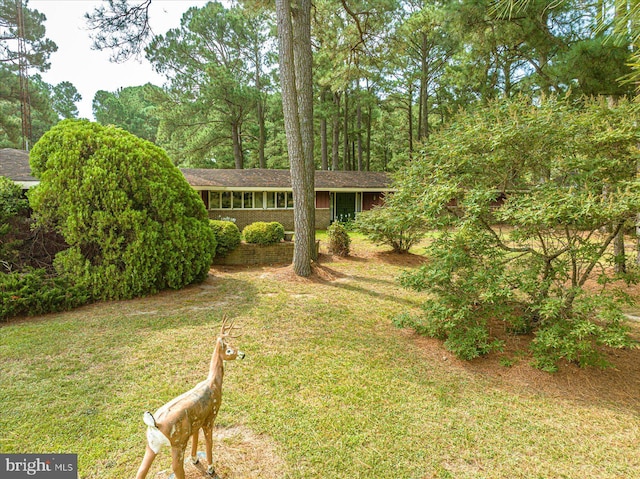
1;236;639;478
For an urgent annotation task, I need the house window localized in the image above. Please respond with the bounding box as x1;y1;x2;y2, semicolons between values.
210;192;221;209
209;190;292;209
243;192;253;208
255;191;264;209
233;192;242;209
221;191;232;209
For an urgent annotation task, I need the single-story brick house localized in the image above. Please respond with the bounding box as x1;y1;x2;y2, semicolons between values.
0;149;393;230
182;168;393;230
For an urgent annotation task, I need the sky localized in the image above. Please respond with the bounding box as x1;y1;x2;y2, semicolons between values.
30;0;209;120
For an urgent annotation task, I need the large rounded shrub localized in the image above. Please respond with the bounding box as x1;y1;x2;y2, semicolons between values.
242;221;285;245
29;119;216;300
209;220;241;257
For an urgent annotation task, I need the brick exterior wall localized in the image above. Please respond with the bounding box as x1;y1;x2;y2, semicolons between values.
209;209;295;230
209;208;331;231
316;208;331;229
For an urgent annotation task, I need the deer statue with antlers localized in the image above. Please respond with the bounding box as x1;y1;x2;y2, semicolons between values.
135;317;245;479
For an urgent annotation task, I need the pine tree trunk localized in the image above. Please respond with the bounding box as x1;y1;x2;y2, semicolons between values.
276;0;315;276
231;121;243;169
332;91;340;170
408;81;413;159
343;89;349;171
636;213;640;265
320;89;328;170
255;49;266;168
257;99;266;168
366;103;371;171
292;0;316;262
419;33;428;142
357;99;363;171
614;226;626;274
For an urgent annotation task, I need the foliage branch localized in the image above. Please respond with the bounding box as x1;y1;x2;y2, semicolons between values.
396;95;640;370
355;198;428;253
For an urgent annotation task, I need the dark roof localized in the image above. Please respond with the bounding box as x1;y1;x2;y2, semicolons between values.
0;151;393;191
0;148;37;183
181;168;393;190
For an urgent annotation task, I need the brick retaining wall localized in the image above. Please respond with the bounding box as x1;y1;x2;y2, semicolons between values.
212;241;294;265
211;240;320;266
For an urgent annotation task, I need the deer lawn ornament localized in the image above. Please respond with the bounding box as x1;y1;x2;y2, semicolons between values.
135;317;245;479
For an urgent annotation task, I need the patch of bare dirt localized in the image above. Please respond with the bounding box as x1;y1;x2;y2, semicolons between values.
154;426;286;479
372;250;429;267
216;250;426;285
402;320;640;411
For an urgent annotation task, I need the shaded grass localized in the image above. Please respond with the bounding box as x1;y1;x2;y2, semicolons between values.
1;239;639;478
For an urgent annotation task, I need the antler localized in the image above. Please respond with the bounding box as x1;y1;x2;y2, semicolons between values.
219;315;241;338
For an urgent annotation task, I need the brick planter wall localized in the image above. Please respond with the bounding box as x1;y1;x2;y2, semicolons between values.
212;241;293;265
212;240;320;266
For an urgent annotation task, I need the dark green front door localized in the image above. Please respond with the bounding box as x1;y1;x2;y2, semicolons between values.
334;193;356;222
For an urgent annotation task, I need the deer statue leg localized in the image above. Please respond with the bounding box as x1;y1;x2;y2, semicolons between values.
203;425;217;477
170;446;186;479
135;445;156;479
190;430;200;464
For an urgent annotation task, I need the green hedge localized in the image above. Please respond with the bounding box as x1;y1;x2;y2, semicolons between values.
210;220;241;257
242;222;285;245
0;269;89;322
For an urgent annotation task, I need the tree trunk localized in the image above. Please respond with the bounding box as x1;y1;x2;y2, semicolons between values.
320;89;328;170
408;81;413;160
257;99;266;168
343;88;349;170
418;33;428;142
614;225;626;274
332;91;340;170
636;213;640;265
292;0;316;263
503;58;512;99
231;121;244;169
276;0;315;276
255;47;266;168
366;103;371;171
356;83;363;171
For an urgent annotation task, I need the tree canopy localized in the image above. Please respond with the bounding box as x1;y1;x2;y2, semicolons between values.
0;1;81;148
0;0;57;72
92;83;160;142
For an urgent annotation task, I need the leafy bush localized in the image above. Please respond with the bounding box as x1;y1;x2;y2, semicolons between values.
29;119;217;301
354;204;426;253
243;222;285;245
0;177;29;269
327;222;351;256
0;269;89;321
394;95;640;370
210;220;241;257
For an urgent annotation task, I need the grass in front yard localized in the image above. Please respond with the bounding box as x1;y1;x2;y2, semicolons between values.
1;237;639;478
